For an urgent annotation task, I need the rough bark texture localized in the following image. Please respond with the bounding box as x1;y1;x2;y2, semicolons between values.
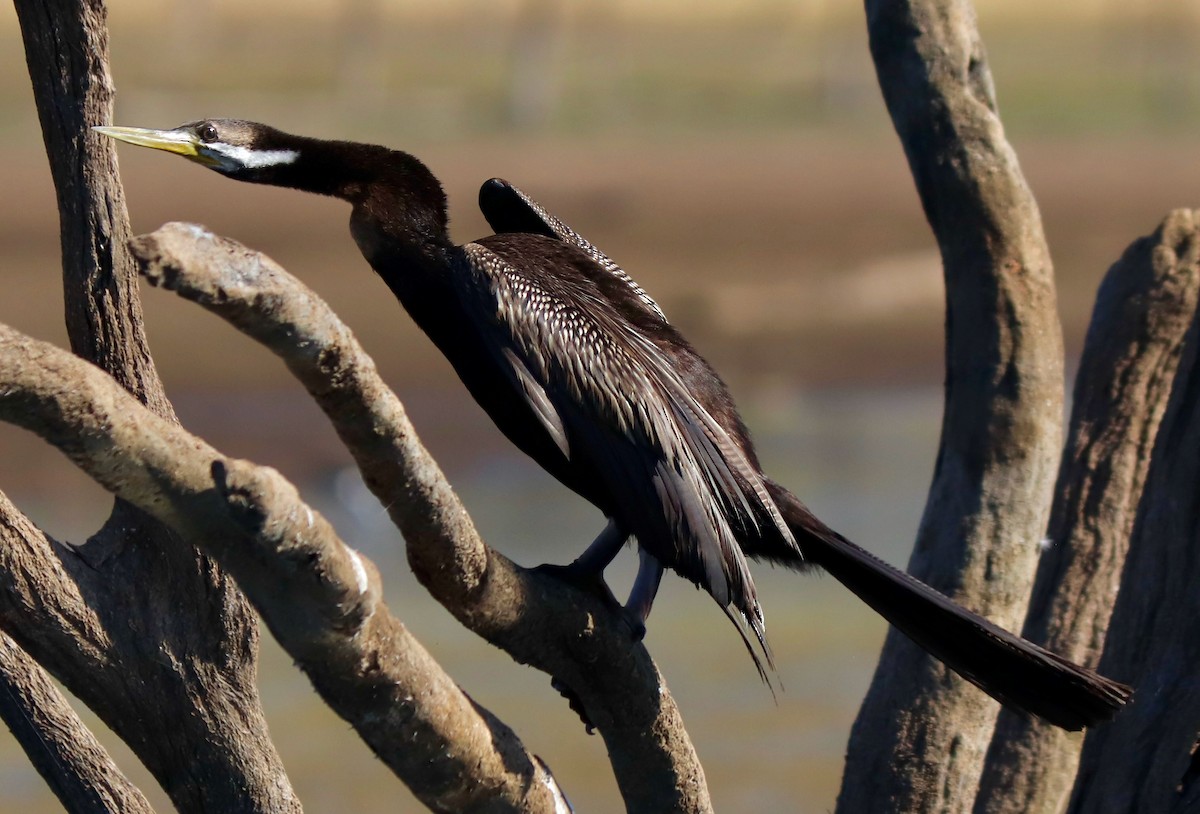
838;1;1065;811
5;0;1191;810
0;321;570;814
5;2;300;811
14;0;171;417
1065;215;1200;814
977;211;1200;814
131;223;713;814
0;630;154;814
0;422;298;814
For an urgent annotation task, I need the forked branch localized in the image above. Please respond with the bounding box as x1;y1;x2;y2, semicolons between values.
0;321;568;814
130;221;712;814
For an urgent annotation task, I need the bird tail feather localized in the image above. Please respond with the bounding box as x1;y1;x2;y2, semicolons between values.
766;484;1132;731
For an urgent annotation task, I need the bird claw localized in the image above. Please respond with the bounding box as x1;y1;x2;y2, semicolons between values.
532;562;649;642
551;676;596;734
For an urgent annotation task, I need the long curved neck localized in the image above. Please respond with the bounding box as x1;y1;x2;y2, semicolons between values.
237;133;452;252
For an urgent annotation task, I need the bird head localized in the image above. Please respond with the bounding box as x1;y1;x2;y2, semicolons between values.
94;118;449;221
94;119;299;181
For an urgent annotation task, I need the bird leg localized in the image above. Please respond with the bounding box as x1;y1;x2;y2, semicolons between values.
569;518;627;573
531;519;627;605
623;548;665;641
534;521;663;643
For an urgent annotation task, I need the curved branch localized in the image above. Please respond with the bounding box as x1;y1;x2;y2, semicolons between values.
0;322;568;814
130;222;713;814
0;631;154;814
978;210;1200;812
841;0;1065;809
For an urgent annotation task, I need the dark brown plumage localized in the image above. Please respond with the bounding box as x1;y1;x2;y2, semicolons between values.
97;119;1132;729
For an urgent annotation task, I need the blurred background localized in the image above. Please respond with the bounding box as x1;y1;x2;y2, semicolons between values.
0;0;1197;810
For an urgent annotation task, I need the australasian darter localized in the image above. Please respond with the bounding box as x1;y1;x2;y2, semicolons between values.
95;119;1132;730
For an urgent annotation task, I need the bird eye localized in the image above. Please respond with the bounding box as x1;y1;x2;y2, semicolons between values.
197;123;218;143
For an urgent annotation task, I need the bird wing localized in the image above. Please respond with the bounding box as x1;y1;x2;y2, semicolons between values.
500;345;571;458
456;240;796;655
477;177;668;321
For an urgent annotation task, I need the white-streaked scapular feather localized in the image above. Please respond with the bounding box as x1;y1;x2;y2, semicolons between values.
496;182;668;322
457;241;793;646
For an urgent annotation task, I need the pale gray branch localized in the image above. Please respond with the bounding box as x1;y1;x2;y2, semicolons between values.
978;210;1200;813
840;0;1065;810
130;221;713;814
0;322;567;814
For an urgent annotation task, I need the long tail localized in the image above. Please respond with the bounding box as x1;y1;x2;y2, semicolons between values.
763;482;1132;731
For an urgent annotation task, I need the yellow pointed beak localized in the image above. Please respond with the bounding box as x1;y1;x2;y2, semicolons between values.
93;125;200;158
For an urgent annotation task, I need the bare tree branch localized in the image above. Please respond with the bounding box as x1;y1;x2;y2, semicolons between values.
130;222;714;814
13;0;171;417
0;629;154;814
978;210;1200;813
0;395;296;814
9;3;303;810
1067;213;1200;814
0;321;572;814
8;1;1180;810
0;492;110;681
840;0;1065;809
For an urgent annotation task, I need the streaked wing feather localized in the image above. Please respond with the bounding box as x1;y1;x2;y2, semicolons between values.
457;242;789;644
502;346;570;458
479;178;668;321
631;332;796;550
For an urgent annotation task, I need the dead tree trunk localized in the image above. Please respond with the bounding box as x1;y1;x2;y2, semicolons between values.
839;0;1199;811
977;212;1200;813
10;1;300;810
1066;213;1200;813
839;0;1065;808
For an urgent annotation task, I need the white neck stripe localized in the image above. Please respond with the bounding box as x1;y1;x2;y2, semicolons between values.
211;143;300;169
